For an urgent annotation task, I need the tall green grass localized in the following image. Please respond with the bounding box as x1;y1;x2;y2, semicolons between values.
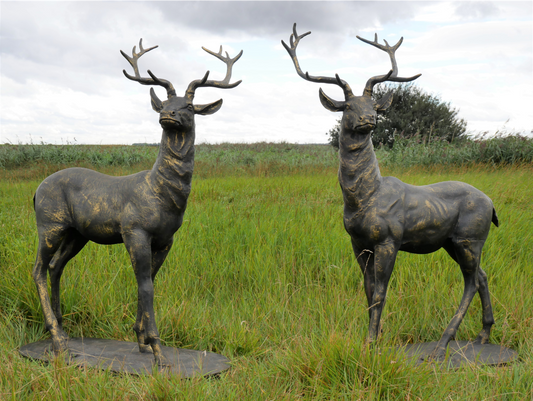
0;148;532;399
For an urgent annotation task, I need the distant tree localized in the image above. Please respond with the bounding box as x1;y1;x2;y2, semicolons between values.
326;120;341;149
326;84;467;149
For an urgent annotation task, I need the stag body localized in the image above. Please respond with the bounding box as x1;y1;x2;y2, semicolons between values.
283;24;497;359
32;40;242;366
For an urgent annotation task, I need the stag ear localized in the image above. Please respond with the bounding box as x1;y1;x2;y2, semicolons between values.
150;88;163;113
194;99;223;115
319;88;345;112
374;91;394;113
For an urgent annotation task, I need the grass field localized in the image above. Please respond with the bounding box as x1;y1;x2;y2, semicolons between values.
0;144;532;400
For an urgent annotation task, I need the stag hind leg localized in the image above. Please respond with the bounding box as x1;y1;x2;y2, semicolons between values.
49;230;89;329
473;267;494;344
33;227;86;354
444;242;494;345
431;238;486;360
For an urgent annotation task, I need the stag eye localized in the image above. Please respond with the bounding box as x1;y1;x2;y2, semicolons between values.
187;104;194;111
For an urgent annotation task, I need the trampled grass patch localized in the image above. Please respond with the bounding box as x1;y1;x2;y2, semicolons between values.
0;146;532;399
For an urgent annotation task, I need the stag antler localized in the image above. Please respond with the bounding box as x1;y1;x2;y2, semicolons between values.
120;39;177;97
357;33;421;97
282;23;354;100
185;46;243;101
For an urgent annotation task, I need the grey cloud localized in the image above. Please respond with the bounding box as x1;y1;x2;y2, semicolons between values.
151;1;420;37
1;2;189;94
1;1;423;93
453;1;500;19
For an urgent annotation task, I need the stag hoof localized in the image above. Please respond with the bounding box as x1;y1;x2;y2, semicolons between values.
364;334;379;349
426;346;447;363
473;331;491;345
138;343;153;353
51;328;70;354
154;353;170;370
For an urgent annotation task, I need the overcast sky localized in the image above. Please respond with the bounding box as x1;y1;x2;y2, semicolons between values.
1;1;532;145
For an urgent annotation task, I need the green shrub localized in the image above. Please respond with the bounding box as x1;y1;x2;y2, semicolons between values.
376;132;533;168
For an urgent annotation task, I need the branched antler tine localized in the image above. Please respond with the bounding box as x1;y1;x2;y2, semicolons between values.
202;46;243;67
282;23;353;99
121;39;158;78
199;70;210;86
358;33;421;96
120;39;176;97
137;38;158;55
186;70;211;98
281;23;311;55
146;70;177;96
390;73;422;82
199;46;243;87
185;47;242;100
395;37;403;50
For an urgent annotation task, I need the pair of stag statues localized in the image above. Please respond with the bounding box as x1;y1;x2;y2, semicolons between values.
32;24;498;367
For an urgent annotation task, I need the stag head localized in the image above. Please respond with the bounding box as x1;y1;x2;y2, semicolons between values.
282;24;421;134
121;39;242;132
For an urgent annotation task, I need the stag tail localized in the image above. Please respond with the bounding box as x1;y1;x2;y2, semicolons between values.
492;208;499;227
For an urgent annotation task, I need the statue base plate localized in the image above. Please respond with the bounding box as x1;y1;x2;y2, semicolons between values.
19;337;230;377
399;340;518;368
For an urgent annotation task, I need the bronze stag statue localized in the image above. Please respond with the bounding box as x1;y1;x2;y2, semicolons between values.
282;24;498;360
32;39;242;367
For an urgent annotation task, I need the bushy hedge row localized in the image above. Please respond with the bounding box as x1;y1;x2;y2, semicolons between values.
376;133;533;168
0;143;152;169
1;134;532;171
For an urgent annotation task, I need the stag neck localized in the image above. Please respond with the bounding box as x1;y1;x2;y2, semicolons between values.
338;128;382;210
149;126;196;209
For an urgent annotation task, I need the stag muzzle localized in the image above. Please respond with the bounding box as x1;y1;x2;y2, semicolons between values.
159;109;191;130
355;114;377;132
160;118;182;129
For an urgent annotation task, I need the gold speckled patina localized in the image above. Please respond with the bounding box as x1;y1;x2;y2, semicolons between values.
283;24;498;361
32;39;242;368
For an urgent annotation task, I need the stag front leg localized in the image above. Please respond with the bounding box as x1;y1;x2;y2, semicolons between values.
134;240;173;354
151;239;173;282
124;231;167;367
367;241;399;343
352;240;375;321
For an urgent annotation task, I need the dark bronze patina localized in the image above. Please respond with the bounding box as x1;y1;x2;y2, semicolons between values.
283;24;498;360
32;39;242;367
